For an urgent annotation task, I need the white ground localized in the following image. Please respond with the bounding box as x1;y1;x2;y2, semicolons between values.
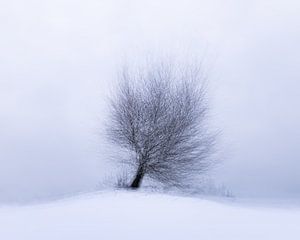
1;191;300;240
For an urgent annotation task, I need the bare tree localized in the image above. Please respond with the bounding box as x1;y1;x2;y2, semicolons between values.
107;60;215;189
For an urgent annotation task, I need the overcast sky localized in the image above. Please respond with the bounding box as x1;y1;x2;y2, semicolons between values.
0;0;300;202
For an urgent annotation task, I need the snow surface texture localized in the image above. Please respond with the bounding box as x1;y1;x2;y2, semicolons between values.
1;192;300;240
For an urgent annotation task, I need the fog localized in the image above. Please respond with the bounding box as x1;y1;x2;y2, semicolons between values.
0;0;299;202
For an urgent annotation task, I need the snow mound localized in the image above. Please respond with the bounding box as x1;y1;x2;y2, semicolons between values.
1;191;300;240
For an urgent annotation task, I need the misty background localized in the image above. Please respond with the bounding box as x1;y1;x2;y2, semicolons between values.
0;0;299;202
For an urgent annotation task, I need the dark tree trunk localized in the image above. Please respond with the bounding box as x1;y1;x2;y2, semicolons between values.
130;167;144;189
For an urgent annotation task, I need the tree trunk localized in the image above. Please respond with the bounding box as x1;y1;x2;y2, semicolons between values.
130;167;144;189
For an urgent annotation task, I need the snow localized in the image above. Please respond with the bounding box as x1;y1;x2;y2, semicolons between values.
1;191;299;240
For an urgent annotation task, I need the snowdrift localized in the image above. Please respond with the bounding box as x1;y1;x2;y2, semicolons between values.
1;191;299;240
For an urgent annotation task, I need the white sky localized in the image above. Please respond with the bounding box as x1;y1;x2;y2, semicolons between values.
0;0;300;201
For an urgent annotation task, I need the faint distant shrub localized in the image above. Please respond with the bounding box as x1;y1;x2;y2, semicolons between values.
190;177;234;198
115;172;130;189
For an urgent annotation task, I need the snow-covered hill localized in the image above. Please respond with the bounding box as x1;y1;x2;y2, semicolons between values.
1;191;299;240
